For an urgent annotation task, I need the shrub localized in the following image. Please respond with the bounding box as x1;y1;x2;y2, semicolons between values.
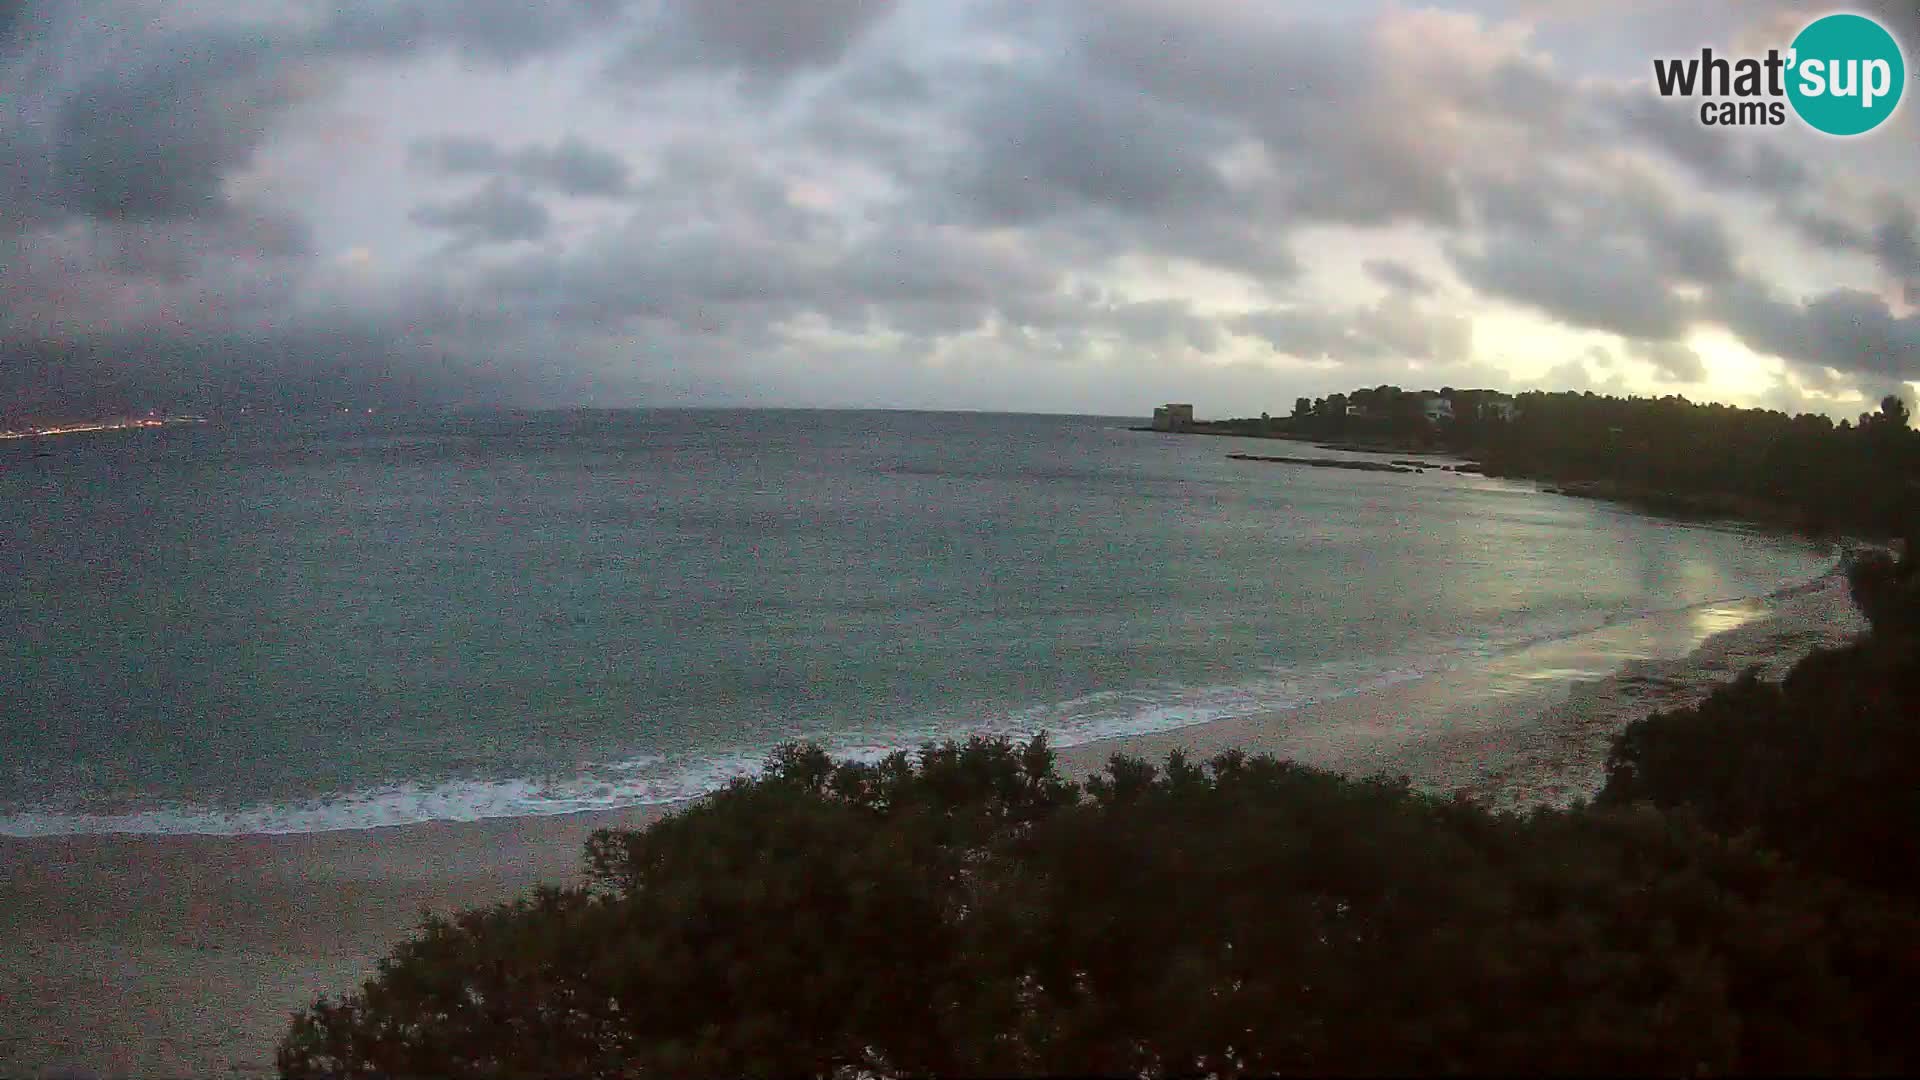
281;737;1919;1077
1601;546;1920;899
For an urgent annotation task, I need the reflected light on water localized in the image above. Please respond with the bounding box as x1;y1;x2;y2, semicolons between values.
1690;600;1767;643
1487;597;1773;701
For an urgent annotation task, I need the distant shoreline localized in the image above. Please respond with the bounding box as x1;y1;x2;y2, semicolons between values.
0;416;206;442
1135;423;1849;539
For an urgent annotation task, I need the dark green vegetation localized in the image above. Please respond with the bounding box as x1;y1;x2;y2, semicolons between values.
1602;544;1920;900
1473;392;1918;536
1194;387;1920;535
283;546;1920;1077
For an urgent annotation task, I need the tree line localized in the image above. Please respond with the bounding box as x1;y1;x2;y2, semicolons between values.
1213;386;1920;536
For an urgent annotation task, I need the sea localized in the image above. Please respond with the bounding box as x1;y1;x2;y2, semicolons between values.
0;409;1842;835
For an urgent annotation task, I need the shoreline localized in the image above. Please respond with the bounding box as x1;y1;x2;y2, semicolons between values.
1138;426;1883;542
0;559;1841;840
0;568;1866;1077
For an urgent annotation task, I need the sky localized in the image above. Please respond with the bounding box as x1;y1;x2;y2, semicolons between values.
2;0;1917;422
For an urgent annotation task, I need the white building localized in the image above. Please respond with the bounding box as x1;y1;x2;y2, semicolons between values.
1421;397;1454;423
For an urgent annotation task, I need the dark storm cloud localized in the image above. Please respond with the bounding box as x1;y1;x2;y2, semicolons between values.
0;0;30;46
3;0;632;227
615;0;898;81
1365;260;1436;296
410;134;632;197
410;181;552;245
37;30;291;222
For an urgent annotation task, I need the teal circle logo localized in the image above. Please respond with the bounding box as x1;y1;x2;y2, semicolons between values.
1787;13;1906;135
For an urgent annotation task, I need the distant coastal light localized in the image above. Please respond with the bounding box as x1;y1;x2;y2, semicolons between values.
0;416;207;442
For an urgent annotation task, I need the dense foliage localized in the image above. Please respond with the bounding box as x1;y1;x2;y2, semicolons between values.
1476;391;1918;535
282;730;1920;1075
1232;386;1920;534
1601;545;1920;899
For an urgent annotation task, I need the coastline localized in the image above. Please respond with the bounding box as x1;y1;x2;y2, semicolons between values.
1138;424;1876;541
0;568;1866;1077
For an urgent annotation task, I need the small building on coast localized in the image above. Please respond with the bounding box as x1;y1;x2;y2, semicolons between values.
1152;403;1196;432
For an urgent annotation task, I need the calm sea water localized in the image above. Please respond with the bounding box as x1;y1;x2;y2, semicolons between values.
0;410;1835;833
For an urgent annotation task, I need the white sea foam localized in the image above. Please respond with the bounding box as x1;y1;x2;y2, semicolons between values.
0;649;1469;836
0;560;1848;838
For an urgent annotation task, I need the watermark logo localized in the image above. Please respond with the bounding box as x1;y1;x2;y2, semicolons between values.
1652;12;1906;135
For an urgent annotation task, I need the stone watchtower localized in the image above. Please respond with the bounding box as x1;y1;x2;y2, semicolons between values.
1152;403;1195;432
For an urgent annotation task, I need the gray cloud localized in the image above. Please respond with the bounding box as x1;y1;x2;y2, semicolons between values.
616;0;897;82
1630;338;1706;382
1780;205;1870;251
1780;197;1920;306
314;0;630;66
1074;9;1458;228
951;74;1235;225
1872;203;1920;305
36;30;293;222
410;180;552;245
1234;295;1473;367
1712;282;1920;384
1450;234;1690;340
0;0;29;45
410;134;632;197
1365;260;1436;296
1611;92;1808;196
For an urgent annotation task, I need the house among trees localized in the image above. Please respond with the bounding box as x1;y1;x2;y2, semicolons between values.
1449;388;1520;423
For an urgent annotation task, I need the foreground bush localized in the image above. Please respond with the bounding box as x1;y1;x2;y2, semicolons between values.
281;737;1919;1077
1601;545;1920;899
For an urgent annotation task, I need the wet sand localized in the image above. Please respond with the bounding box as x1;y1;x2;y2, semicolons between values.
0;571;1865;1078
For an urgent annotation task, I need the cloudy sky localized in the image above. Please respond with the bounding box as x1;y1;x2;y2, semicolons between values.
2;0;1917;422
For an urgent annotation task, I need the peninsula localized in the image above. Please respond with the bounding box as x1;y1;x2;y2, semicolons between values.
1141;387;1920;538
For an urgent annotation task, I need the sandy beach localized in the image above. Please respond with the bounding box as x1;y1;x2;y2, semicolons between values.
0;569;1865;1078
